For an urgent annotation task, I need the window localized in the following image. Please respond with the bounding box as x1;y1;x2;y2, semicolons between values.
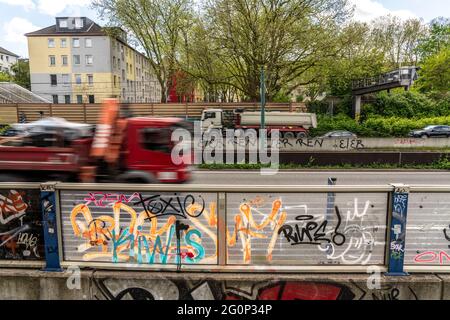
87;74;94;85
59;20;68;28
114;75;117;87
6;56;9;63
52;95;58;104
64;95;71;104
75;18;83;29
85;38;92;48
73;38;80;48
75;74;82;85
0;55;3;61
76;95;83;104
49;56;56;66
88;95;95;103
61;55;68;66
73;55;80;65
62;74;69;86
113;56;116;69
60;39;67;48
203;112;216;120
85;55;93;65
50;74;57;86
48;38;55;48
140;128;171;153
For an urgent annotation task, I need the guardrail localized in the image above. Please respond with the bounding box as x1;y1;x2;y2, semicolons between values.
2;182;450;274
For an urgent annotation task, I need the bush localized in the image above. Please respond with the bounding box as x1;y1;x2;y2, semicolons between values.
311;114;450;137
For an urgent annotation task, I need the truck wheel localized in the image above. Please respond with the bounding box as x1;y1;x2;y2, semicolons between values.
421;134;429;139
0;174;25;182
283;132;295;139
296;132;307;139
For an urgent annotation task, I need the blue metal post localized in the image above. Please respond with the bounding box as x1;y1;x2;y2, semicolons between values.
386;184;410;276
40;183;62;271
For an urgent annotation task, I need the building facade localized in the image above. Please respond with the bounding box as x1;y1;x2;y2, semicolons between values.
0;47;19;74
26;17;161;104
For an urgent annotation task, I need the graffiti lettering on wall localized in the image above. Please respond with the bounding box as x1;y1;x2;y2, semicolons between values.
226;194;386;265
92;278;419;300
0;190;43;260
66;191;218;266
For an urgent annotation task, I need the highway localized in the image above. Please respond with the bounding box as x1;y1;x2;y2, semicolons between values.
190;170;450;185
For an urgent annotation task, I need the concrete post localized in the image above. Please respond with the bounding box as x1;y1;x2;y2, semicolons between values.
353;95;362;121
386;184;410;276
40;182;62;271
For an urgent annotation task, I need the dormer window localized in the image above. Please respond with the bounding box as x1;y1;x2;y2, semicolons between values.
59;19;68;28
75;18;83;29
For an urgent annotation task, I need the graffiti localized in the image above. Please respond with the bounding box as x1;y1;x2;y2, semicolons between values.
226;194;386;265
388;192;408;270
0;190;43;260
65;191;218;266
226;198;287;263
135;193;206;220
83;192;141;207
278;207;345;246
93;278;420;300
413;250;450;264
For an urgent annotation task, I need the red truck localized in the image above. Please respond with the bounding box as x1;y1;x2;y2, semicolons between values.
0;99;192;183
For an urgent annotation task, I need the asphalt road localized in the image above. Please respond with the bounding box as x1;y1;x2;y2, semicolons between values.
189;170;450;185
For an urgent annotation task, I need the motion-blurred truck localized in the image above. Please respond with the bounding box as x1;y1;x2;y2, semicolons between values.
0;99;192;183
201;108;317;138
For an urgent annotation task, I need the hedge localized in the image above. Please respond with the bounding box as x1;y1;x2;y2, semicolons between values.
310;115;450;137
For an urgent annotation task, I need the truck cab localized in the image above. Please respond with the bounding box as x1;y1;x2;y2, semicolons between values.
121;117;192;183
201;109;225;131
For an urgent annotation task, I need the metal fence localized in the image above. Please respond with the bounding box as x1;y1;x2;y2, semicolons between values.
0;102;306;125
3;182;450;274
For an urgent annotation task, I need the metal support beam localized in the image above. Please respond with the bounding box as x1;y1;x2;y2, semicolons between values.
353;95;362;121
40;182;62;272
386;184;410;276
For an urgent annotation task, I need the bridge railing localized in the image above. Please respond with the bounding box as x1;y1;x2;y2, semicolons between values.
352;67;418;91
0;182;449;274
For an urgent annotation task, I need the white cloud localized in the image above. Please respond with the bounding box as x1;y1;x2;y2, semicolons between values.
0;0;35;11
349;0;417;22
1;17;41;57
36;0;92;16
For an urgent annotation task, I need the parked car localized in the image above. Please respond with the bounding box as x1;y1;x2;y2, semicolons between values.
319;131;357;139
409;125;450;138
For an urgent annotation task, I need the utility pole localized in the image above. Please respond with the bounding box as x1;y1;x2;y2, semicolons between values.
260;66;266;130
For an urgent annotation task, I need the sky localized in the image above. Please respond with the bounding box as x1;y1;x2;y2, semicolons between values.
0;0;449;58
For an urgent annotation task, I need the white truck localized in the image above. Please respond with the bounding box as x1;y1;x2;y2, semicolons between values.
201;109;317;138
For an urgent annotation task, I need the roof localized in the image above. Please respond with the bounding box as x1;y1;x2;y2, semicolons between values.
25;20;105;37
0;47;19;57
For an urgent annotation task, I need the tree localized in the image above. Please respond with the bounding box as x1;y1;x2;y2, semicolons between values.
370;15;427;68
418;47;450;97
11;60;30;90
416;17;450;61
0;72;11;82
192;0;352;102
93;0;194;103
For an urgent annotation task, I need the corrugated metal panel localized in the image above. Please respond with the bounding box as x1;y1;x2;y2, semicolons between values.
405;193;450;266
60;190;218;267
0;188;44;262
226;193;388;266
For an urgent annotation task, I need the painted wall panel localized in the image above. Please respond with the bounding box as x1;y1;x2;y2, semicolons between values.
60;190;218;266
226;193;388;266
405;193;450;265
0;189;44;261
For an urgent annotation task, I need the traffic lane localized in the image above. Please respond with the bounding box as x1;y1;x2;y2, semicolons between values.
189;170;450;185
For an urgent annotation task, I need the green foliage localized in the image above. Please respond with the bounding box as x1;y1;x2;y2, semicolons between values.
0;72;11;82
417;47;450;97
10;60;30;90
361;91;447;118
271;91;291;103
311;113;450;138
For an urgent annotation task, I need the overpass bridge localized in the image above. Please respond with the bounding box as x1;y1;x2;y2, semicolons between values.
352;66;419;119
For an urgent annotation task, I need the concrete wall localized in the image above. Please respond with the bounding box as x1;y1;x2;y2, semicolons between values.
0;269;444;300
276;137;450;151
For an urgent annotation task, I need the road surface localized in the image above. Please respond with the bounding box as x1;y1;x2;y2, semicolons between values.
190;170;450;185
